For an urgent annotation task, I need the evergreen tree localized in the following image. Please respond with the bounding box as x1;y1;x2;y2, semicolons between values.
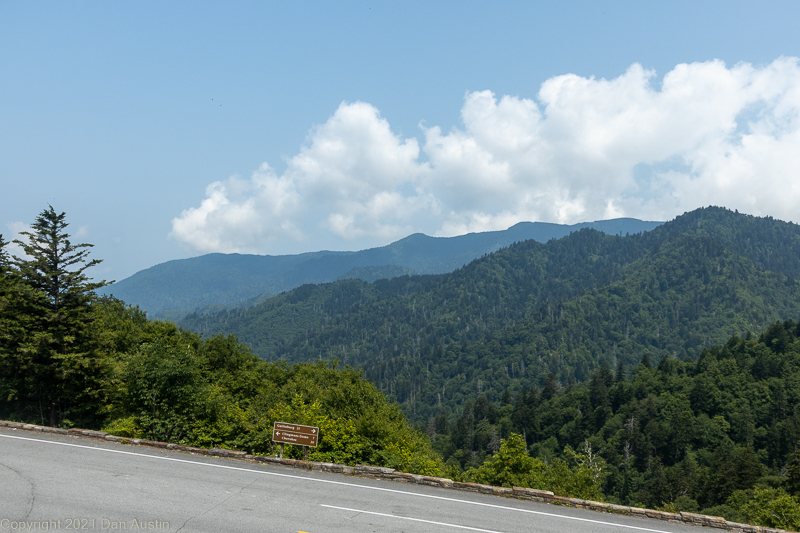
6;207;109;426
0;235;48;419
0;234;8;269
13;206;106;309
615;361;626;383
786;450;800;497
542;373;558;400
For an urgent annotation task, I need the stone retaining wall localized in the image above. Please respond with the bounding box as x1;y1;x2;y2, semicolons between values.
0;420;789;533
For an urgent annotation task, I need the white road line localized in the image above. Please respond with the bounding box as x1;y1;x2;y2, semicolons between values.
1;432;674;533
321;504;505;532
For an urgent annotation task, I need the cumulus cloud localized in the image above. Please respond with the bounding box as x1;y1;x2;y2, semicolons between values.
171;102;431;253
172;57;800;254
171;165;302;253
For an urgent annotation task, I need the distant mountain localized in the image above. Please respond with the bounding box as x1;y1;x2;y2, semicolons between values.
177;207;800;424
104;218;662;317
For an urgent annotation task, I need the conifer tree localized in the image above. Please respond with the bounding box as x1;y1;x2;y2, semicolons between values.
786;450;800;497
0;235;48;418
0;234;14;388
7;206;110;426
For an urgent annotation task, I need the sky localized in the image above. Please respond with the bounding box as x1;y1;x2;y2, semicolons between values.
2;1;800;282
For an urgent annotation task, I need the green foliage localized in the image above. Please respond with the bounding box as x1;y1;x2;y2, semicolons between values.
12;206;107;306
179;207;800;430
434;319;800;526
240;362;444;474
470;433;546;488
93;303;443;473
0;208;110;427
12;206;800;520
469;434;606;500
102;416;142;438
122;336;211;443
787;450;800;496
656;495;699;513
1;207;443;477
737;488;800;530
337;264;418;283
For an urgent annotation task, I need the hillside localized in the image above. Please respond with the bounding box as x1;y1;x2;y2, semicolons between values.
436;319;800;524
179;207;800;424
106;218;661;317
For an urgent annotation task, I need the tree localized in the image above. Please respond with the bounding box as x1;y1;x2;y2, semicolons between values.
123;336;209;443
7;206;109;427
738;488;800;531
471;433;545;488
0;235;19;402
705;440;761;506
786;449;800;497
0;234;9;269
13;206;106;311
0;235;49;419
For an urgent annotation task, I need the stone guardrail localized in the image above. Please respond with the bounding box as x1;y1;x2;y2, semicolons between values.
0;420;789;533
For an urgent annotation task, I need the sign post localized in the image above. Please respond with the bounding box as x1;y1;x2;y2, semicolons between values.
272;422;319;459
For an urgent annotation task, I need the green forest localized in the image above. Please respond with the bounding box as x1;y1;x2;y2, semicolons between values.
5;206;800;530
433;320;800;527
179;207;800;426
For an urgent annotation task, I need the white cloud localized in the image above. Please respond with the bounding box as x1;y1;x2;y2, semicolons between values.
171;102;428;253
172;57;800;254
170;164;302;253
4;222;32;260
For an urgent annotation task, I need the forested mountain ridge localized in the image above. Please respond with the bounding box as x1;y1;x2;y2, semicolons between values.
429;229;800;419
180;207;800;424
180;226;647;360
107;218;661;318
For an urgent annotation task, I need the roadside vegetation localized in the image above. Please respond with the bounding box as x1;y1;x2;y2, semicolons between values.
0;208;442;473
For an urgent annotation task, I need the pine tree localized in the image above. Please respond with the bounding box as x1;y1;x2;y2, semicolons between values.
8;206;110;427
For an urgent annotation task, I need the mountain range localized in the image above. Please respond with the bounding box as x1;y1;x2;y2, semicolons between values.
176;207;800;424
105;218;662;318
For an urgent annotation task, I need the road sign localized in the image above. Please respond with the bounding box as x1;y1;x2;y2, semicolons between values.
272;422;319;447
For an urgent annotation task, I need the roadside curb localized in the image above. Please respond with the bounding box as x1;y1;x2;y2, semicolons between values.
0;420;788;533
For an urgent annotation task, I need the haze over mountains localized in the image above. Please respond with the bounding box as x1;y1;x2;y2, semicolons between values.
177;207;800;424
106;218;662;318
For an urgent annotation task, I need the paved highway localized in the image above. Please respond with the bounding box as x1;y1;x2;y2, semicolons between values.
1;428;702;533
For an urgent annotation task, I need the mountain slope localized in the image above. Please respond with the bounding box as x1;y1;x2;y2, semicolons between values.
179;207;800;423
106;218;661;317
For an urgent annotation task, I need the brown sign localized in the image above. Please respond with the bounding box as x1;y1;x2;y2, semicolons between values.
272;422;319;447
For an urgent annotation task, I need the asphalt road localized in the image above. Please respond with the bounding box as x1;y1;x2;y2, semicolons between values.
0;428;703;533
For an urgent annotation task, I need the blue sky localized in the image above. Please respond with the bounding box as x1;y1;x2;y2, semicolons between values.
2;1;800;281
